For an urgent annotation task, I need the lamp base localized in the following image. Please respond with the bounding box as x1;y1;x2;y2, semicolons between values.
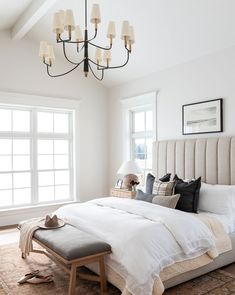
123;174;138;190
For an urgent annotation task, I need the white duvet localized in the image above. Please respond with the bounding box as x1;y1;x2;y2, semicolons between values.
55;197;217;295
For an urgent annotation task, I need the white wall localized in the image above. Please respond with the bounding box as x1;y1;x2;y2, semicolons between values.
0;30;108;204
108;46;235;187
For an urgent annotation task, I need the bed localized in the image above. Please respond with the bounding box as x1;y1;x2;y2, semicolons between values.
55;136;235;295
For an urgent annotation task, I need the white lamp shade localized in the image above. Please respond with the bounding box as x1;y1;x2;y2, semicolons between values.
121;20;130;40
39;41;48;58
47;45;55;61
64;9;75;31
53;12;63;34
117;160;143;175
95;48;102;63
90;4;101;24
74;25;83;41
103;48;111;62
107;21;116;38
59;10;65;26
129;26;135;44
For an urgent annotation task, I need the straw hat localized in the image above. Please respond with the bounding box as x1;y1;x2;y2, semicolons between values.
39;215;65;229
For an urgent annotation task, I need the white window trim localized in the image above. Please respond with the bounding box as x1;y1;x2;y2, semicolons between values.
0;91;80;224
121;91;157;163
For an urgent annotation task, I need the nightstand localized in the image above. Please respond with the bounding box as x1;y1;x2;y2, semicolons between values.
110;188;136;199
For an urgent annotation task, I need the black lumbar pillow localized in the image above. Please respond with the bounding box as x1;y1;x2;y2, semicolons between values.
173;175;201;213
135;189;155;203
145;173;171;194
159;173;171;182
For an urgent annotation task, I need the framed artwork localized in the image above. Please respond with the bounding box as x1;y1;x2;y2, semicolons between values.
182;98;223;135
115;179;123;189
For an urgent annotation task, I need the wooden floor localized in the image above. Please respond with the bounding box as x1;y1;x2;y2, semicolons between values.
0;227;19;246
1;228;235;276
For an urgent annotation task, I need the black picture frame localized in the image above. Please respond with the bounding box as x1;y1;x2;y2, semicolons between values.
182;98;223;135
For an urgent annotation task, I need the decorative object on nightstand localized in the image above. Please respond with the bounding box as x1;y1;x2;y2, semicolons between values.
130;180;140;192
110;188;136;199
115;179;123;189
117;160;142;190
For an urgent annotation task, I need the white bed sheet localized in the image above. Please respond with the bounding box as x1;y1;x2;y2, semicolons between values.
198;211;234;234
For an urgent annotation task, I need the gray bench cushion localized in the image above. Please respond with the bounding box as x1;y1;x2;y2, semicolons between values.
33;225;111;261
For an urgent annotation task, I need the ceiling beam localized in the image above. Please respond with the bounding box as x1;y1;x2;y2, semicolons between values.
12;0;57;40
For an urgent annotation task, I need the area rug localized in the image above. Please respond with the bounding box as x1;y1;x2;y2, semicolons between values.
0;244;235;295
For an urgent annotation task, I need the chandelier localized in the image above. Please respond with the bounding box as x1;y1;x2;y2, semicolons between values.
39;0;135;81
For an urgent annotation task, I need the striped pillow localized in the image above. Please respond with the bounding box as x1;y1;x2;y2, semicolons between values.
152;181;175;196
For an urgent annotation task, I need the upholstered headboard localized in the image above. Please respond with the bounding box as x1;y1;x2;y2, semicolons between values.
152;137;235;185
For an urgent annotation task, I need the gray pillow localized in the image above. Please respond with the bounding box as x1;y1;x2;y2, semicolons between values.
135;190;155;203
152;194;180;209
146;173;155;194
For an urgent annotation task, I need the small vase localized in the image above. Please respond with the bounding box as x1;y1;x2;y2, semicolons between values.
132;185;136;192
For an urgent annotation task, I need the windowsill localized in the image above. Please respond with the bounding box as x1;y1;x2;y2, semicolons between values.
0;200;78;216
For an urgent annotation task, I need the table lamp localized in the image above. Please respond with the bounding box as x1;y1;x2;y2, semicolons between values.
117;160;143;190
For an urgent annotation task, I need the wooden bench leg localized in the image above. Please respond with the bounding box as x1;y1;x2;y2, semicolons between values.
68;264;77;295
99;257;107;292
21;252;26;259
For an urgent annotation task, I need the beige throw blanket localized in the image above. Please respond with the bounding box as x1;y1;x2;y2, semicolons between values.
19;218;43;256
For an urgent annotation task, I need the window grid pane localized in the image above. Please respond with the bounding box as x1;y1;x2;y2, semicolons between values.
131;108;154;181
37;112;69;134
36;111;71;204
0;105;73;208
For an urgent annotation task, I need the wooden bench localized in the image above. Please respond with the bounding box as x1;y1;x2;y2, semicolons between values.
24;225;111;295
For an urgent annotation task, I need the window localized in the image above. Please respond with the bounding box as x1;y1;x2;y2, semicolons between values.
130;108;154;181
0;106;74;209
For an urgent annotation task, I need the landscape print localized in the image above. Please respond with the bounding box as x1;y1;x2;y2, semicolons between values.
183;99;223;135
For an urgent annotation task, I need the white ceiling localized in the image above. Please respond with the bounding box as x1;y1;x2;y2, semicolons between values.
0;0;32;30
3;0;235;87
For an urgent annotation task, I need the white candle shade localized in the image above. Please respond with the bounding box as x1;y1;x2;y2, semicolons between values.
47;45;55;61
64;10;75;31
59;10;65;27
103;49;111;62
90;4;101;24
95;48;102;63
107;21;116;38
53;12;64;34
117;160;143;175
121;20;130;39
39;41;48;58
129;26;135;44
74;26;83;41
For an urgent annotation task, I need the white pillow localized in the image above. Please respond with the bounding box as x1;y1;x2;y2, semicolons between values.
198;182;235;215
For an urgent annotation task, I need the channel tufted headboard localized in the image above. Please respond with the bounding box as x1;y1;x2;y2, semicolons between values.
152;137;235;185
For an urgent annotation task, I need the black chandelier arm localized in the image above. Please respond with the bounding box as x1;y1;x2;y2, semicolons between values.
62;42;82;65
86;29;98;42
88;48;130;70
98;48;130;70
88;62;104;80
57;30;97;44
88;58;107;69
77;43;85;53
105;48;130;70
88;41;112;51
46;59;84;78
58;36;86;44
